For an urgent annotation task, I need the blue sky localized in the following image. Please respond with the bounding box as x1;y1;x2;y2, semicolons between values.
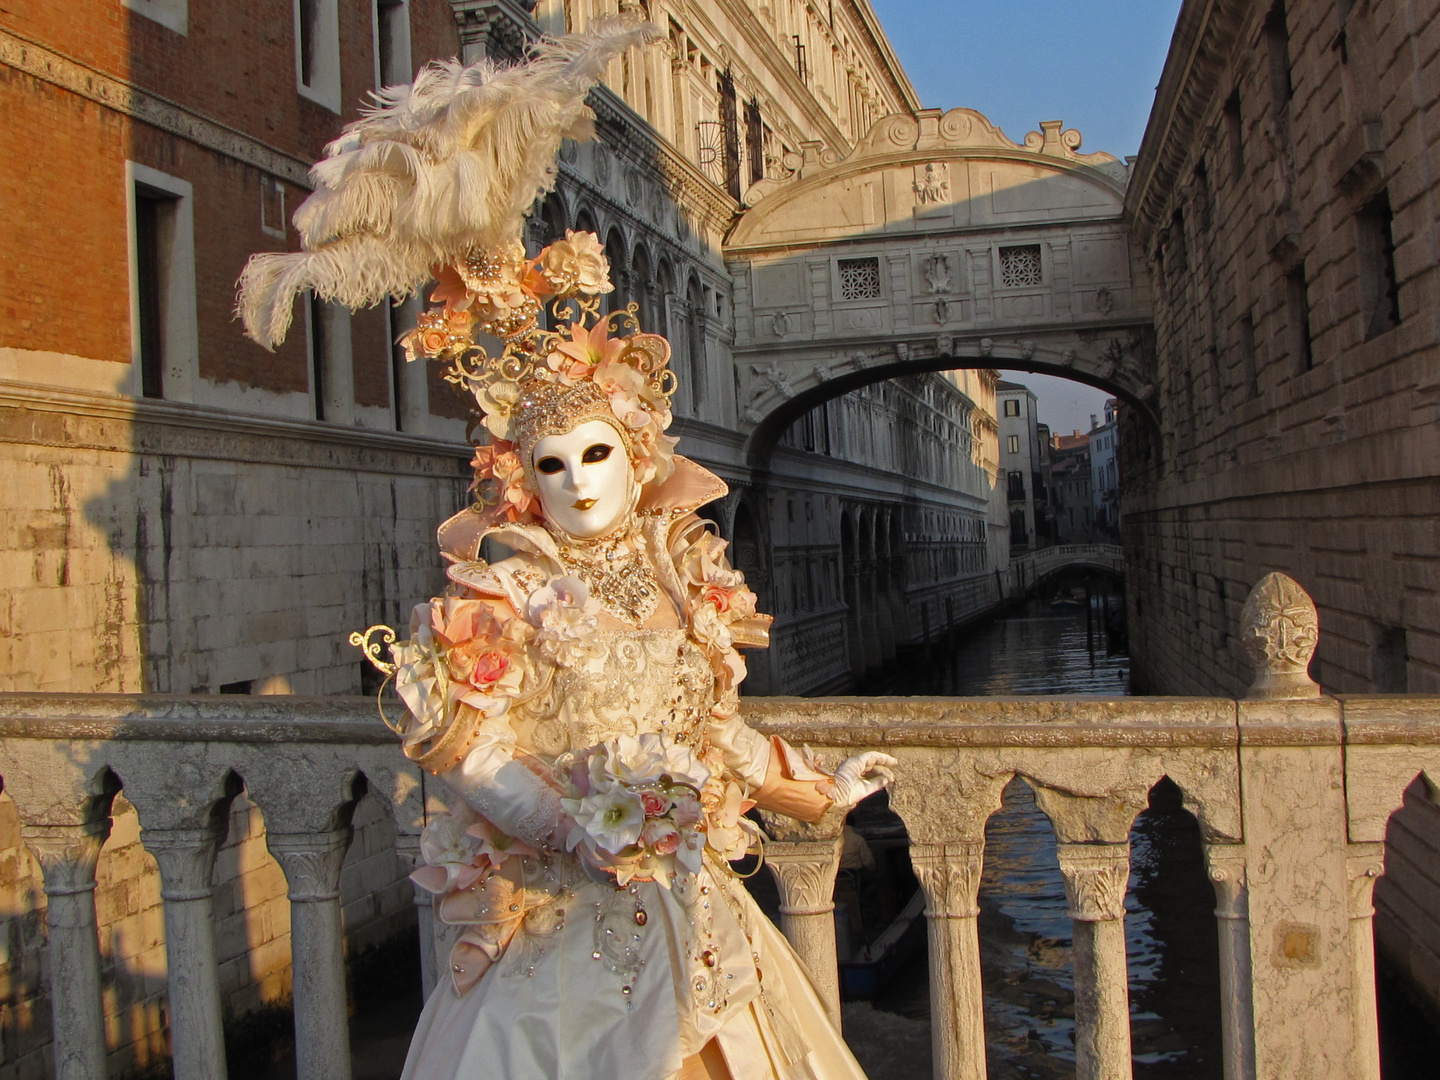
869;0;1184;160
867;0;1182;434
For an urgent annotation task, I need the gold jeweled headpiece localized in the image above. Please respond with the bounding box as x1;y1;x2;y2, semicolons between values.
513;377;632;461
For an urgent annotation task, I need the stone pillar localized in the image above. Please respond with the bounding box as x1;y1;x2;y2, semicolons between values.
395;832;439;999
392;295;430;435
24;823;110;1080
146;826;229;1080
1204;843;1255;1080
910;841;987;1080
270;828;354;1080
763;826;845;1025
1056;842;1134;1080
1347;842;1386;1080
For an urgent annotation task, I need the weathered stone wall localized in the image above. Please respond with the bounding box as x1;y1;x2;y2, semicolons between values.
0;786;413;1079
1122;0;1439;699
0;395;470;694
1123;0;1440;1024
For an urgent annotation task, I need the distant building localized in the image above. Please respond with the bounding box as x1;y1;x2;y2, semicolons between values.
997;381;1047;549
1090;398;1121;542
1050;430;1094;542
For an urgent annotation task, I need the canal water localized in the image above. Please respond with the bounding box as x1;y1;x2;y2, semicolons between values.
840;590;1227;1080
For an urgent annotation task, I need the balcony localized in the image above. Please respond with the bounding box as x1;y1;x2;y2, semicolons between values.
0;574;1434;1079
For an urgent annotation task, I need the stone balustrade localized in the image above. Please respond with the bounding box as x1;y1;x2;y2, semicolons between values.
0;577;1435;1079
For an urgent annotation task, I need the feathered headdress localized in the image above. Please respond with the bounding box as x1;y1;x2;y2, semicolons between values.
237;17;678;527
237;16;656;349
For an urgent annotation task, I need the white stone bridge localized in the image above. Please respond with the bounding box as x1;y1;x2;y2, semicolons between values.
0;577;1435;1080
725;108;1157;468
1008;543;1127;595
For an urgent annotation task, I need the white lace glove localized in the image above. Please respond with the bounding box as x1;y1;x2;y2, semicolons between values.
828;752;898;810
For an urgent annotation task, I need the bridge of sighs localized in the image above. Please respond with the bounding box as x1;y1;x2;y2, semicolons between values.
726;107;1158;466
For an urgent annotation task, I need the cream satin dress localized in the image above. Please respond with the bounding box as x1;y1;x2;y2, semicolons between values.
400;598;869;1080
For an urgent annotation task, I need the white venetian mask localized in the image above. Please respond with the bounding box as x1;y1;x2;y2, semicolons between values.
531;419;634;539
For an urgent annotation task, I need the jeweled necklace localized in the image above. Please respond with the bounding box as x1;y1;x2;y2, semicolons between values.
547;521;660;626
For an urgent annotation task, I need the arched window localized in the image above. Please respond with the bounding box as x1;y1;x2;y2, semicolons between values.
603;229;627;317
656;258;675;340
630;243;652;334
685;273;706;409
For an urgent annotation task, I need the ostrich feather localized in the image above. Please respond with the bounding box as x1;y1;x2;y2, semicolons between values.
238;16;656;349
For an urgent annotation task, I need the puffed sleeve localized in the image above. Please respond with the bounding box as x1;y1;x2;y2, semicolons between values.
435;725;569;851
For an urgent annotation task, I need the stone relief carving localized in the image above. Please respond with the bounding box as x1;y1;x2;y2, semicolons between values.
910;842;984;919
1020;340;1036;360
771;311;794;339
894;342;910;362
594;146;612;187
923;254;952;294
1095;286;1114;315
937;334;954;356
933;298;951;324
1056;843;1130;921
146;827;223;901
24;824;108;895
912;162;951;205
271;833;351;902
1239;572;1320;699
979;338;994;357
1203;844;1249;921
751;362;794;400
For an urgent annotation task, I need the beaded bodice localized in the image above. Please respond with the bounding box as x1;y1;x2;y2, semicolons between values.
508;628;717;758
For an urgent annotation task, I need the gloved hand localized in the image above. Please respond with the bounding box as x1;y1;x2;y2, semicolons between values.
828;751;898;809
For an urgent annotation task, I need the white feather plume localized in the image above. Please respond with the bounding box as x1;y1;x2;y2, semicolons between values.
238;17;656;349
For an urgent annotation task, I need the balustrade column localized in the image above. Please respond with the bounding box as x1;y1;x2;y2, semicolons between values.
763;826;845;1024
1203;844;1255;1080
396;832;440;999
146;826;229;1080
270;828;354;1080
1056;842;1133;1080
910;842;987;1080
24;823;110;1080
1347;842;1386;1080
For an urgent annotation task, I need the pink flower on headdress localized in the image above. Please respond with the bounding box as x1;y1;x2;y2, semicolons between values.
471;442;533;521
547;321;627;384
431;265;474;311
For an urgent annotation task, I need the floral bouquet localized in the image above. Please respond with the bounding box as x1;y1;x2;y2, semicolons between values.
557;733;760;888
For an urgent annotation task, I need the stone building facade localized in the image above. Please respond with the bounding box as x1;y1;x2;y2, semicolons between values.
997;381;1044;549
1050;430;1093;543
1122;0;1440;1020
1123;0;1438;699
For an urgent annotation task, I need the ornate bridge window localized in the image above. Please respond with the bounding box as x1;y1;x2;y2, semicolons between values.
999;244;1044;287
837;256;882;300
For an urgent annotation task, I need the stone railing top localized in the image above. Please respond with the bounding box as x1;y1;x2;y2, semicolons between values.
2;693;1435;750
0;693;396;745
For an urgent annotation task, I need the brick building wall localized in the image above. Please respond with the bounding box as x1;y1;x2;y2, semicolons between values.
1123;0;1440;1021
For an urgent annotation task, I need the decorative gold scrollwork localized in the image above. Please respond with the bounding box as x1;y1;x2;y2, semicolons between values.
349;624;398;675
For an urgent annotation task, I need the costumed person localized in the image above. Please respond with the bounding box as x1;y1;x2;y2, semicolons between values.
237;19;897;1080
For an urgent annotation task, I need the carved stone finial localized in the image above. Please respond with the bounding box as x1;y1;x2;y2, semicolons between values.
1240;572;1320;699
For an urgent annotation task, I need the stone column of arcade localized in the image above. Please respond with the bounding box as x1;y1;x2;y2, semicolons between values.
269;827;356;1080
909;841;987;1080
24;822;111;1080
145;825;231;1079
1203;843;1256;1080
1054;841;1135;1080
761;810;846;1025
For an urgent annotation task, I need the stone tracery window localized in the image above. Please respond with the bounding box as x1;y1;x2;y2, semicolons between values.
999;244;1043;287
837;257;881;300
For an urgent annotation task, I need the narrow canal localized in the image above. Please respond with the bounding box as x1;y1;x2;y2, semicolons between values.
836;584;1227;1080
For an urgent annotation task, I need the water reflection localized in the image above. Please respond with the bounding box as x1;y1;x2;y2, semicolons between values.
854;594;1222;1080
